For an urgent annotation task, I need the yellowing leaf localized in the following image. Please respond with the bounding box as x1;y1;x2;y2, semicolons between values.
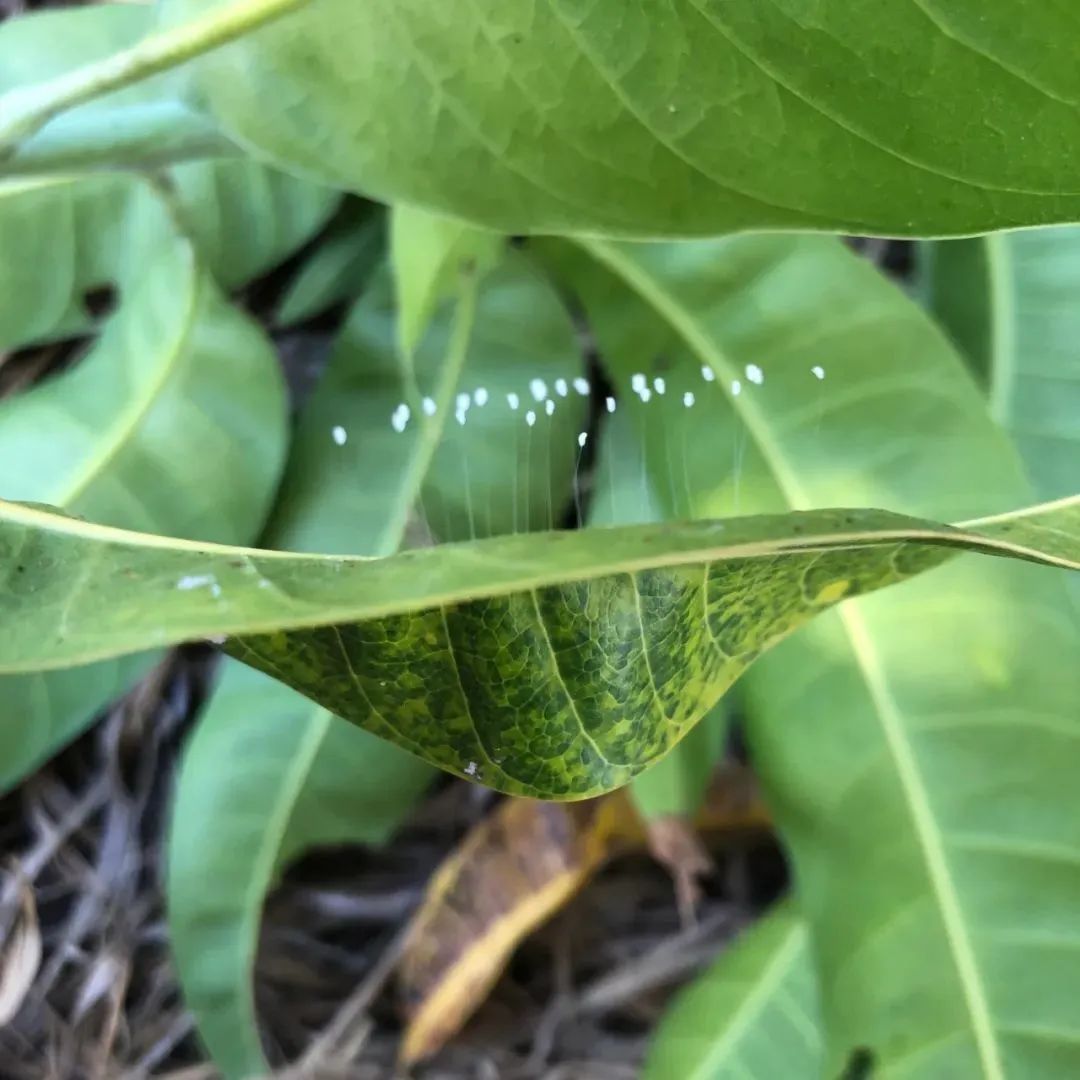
398;766;770;1063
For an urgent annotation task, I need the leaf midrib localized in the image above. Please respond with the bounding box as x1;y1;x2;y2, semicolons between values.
577;237;1005;1077
55;241;200;510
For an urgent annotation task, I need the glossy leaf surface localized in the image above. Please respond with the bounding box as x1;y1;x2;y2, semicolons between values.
163;0;1080;238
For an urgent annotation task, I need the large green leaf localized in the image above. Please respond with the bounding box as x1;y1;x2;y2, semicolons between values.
0;221;287;789
168;663;434;1080
157;0;1080;238
921;228;1080;505
547;234;1080;1073
643;905;822;1080
0;495;1076;800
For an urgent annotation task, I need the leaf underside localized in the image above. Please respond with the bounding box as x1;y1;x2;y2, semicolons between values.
2;498;1077;798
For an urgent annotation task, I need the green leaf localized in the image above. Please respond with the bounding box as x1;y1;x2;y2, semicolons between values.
547;234;1080;1073
921;229;1080;505
593;412;730;821
268;251;587;553
390;203;504;359
168;663;433;1080
274;205;383;327
643;905;822;1080
167;239;582;1077
0;221;287;789
0;496;1075;799
0;4;337;347
161;0;1080;238
0;2;233;175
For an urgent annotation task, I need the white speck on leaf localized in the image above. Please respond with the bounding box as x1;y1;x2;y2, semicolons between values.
331;426;347;446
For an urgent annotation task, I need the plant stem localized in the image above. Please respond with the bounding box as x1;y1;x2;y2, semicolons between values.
0;0;313;155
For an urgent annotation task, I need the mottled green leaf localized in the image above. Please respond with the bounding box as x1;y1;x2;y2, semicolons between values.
593;413;730;821
644;905;822;1080
0;220;287;789
548;234;1080;1073
0;495;1076;799
160;0;1080;238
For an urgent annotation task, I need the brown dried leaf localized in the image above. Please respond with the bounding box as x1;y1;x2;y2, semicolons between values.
397;764;770;1064
0;871;42;1026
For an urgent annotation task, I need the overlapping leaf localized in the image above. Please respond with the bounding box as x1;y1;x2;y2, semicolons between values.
546;234;1080;1074
0;220;287;789
168;224;590;1078
0;495;1076;800
159;0;1080;238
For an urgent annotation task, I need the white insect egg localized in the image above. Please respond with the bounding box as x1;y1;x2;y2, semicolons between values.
474;387;490;406
811;365;826;380
545;399;555;416
573;377;590;396
526;410;537;427
391;411;407;434
455;408;467;426
177;574;215;592
422;397;437;416
745;363;765;385
507;392;520;411
639;387;653;403
555;377;569;397
530;378;548;402
701;365;716;383
653;376;667;395
456;392;471;412
731;379;743;397
606;396;617;413
331;425;347;446
683;391;695;407
631;373;647;394
577;431;588;448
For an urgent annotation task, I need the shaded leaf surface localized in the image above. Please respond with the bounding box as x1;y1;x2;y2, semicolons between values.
1;497;1076;799
164;0;1080;237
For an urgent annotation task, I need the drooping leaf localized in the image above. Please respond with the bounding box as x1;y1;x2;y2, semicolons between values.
643;905;822;1080
547;234;1080;1073
921;228;1080;505
591;412;730;822
0;495;1076;799
168;236;582;1078
159;0;1080;238
0;217;287;789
